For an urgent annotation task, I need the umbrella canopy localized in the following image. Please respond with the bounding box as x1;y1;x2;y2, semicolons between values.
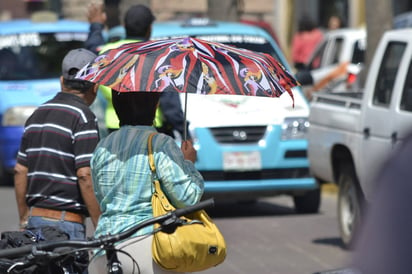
76;37;299;105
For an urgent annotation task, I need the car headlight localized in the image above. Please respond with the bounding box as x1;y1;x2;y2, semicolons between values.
2;106;37;126
281;117;310;140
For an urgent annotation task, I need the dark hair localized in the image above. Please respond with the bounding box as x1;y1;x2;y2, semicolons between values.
298;15;317;32
112;91;161;126
63;78;94;93
124;5;155;38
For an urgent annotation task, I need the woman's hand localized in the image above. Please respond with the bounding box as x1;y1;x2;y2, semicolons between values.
181;140;197;163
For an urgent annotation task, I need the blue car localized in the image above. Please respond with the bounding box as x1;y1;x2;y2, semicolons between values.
0;14;90;183
151;19;320;213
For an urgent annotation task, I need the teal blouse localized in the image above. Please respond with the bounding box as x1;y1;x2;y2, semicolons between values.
91;126;204;238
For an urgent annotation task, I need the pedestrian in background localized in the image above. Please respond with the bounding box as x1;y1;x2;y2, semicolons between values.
291;15;324;70
85;2;125;53
14;48;101;272
85;3;191;140
327;15;344;30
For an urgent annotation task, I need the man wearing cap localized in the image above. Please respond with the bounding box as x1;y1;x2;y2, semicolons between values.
14;48;101;271
85;3;190;140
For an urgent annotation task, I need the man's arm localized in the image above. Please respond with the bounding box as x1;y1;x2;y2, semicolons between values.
84;2;107;54
77;166;101;227
14;163;29;229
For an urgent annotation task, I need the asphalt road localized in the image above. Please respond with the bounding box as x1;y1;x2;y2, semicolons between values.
0;186;351;274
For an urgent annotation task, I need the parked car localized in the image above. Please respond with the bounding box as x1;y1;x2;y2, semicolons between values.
307;28;412;247
150;18;320;212
297;28;366;96
0;13;90;184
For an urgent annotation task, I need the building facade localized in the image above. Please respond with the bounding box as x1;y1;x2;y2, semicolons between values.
2;0;412;61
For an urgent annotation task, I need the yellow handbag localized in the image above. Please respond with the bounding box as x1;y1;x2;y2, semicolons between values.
148;133;227;272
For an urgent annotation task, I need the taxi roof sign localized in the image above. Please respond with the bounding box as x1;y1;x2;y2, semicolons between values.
30;11;58;23
182;18;216;27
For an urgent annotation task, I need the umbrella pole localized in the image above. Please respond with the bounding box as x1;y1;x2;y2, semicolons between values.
184;92;187;141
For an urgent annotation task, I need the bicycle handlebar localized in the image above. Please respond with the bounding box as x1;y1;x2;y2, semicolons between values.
0;198;215;260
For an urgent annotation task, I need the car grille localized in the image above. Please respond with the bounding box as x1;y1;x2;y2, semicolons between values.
210;126;266;144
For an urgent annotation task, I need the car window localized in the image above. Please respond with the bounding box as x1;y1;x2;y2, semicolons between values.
308;41;327;70
400;59;412;112
373;42;406;107
154;34;282;64
196;34;282;61
0;32;87;80
329;37;343;65
351;39;365;64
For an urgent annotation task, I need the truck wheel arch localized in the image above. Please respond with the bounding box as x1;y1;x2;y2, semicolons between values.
331;144;362;194
331;144;365;248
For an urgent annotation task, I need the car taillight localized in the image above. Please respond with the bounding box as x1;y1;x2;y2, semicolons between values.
346;73;357;86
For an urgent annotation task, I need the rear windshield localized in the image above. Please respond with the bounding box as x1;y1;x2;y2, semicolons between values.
0;32;87;81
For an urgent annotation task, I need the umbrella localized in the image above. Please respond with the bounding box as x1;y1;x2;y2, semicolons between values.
76;37;299;139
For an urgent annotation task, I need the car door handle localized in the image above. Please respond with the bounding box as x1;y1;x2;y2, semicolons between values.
363;127;370;139
391;132;398;145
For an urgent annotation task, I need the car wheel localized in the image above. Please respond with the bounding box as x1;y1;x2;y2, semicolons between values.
337;167;362;249
0;163;13;186
293;187;321;214
0;163;5;186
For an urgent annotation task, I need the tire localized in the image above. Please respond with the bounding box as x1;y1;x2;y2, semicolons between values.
293;187;321;214
337;167;362;249
0;163;6;186
0;163;13;186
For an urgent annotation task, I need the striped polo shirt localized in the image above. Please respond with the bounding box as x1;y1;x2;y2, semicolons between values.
17;92;99;215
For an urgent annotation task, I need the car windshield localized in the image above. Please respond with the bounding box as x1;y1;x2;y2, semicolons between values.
154;34;281;63
195;34;281;61
0;32;87;81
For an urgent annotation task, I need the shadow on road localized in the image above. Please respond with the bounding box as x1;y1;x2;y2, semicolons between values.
207;199;298;218
312;237;346;250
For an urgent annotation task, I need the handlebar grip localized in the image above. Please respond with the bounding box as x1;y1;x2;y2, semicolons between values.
174;198;214;217
0;244;33;259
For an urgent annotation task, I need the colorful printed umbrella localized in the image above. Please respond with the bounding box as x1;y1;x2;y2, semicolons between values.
76;37;300;140
77;37;299;104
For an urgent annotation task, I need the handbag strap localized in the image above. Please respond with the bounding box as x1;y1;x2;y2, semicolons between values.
148;132;157;174
148;132;174;211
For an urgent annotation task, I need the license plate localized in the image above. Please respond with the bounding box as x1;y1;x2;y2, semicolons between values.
223;151;261;171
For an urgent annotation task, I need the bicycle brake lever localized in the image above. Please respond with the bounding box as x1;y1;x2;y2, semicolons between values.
160;215;185;234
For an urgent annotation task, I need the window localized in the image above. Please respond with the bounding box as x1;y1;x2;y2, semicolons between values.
351;40;365;64
308;41;327;70
400;60;412;112
329;37;343;65
0;32;87;80
372;42;406;107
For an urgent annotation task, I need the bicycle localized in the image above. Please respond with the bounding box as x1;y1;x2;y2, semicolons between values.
0;198;215;274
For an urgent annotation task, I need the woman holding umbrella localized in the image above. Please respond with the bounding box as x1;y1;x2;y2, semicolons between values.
90;91;204;273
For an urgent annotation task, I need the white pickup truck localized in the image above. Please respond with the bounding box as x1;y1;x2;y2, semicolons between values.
297;28;366;94
307;28;412;247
